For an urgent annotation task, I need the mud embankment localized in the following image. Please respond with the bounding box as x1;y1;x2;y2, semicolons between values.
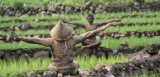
0;30;159;42
85;55;160;77
0;44;159;59
1;22;160;32
0;2;160;16
0;14;159;23
15;54;160;77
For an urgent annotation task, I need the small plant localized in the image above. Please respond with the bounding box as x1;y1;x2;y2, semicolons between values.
13;1;24;9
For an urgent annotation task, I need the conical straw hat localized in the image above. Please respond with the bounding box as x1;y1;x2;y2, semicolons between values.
87;12;94;18
50;20;72;41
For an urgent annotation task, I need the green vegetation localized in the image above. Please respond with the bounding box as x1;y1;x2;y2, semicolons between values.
0;37;160;50
76;54;130;70
134;72;159;77
0;2;160;76
0;42;46;50
120;17;160;23
0;0;159;7
0;11;160;20
0;15;160;28
15;30;50;35
0;11;160;33
0;58;50;77
101;36;160;49
0;21;57;27
1;25;160;36
107;25;160;32
77;25;160;33
0;55;130;77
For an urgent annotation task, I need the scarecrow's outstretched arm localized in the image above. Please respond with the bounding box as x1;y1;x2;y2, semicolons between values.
74;23;112;44
96;19;120;26
9;34;53;47
18;36;53;47
63;20;84;30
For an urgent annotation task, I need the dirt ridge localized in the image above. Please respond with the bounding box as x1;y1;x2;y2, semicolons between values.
0;44;159;59
0;2;160;16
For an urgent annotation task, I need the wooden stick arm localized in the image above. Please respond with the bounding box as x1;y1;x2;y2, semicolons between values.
18;36;53;47
96;19;120;26
8;33;53;47
74;23;112;44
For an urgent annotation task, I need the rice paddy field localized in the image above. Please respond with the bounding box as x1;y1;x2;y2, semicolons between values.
0;0;160;77
0;0;159;7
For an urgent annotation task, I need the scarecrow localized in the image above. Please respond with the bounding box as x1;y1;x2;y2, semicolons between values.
9;20;112;76
63;13;120;51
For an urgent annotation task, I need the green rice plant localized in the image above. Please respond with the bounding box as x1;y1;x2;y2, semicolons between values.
0;37;160;50
121;17;160;23
1;11;160;23
75;25;160;34
1;12;160;28
0;58;50;77
0;22;23;27
76;54;130;70
13;1;25;9
29;11;160;21
0;55;130;77
16;29;50;35
0;28;74;36
0;31;8;36
134;71;159;77
106;25;160;32
0;0;159;7
0;42;46;50
101;38;120;49
0;21;57;27
0;19;160;32
101;36;160;49
0;56;158;77
67;17;160;24
0;0;43;7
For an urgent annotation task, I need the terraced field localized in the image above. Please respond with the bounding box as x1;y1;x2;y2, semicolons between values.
0;12;160;49
0;9;160;77
0;0;159;7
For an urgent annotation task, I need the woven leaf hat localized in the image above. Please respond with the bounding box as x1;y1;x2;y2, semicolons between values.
50;20;72;41
87;12;94;20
